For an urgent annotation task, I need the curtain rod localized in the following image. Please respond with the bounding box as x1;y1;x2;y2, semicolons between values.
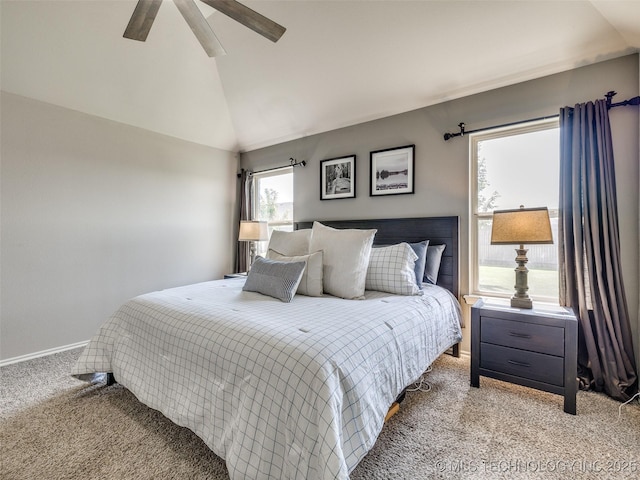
443;91;640;141
237;158;306;178
443;115;558;141
605;90;640;109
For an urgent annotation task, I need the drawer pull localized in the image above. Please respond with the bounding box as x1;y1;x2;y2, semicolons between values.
507;359;531;368
509;331;532;339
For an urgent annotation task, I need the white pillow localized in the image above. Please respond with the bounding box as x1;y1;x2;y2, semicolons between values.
267;229;311;256
366;243;421;295
309;222;377;299
266;250;323;297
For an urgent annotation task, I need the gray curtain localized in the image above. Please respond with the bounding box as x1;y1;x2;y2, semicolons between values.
234;169;253;273
558;99;638;401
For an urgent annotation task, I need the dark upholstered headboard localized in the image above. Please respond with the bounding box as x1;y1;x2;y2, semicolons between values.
294;216;459;299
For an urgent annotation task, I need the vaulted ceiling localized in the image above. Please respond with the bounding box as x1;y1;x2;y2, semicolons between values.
2;1;639;153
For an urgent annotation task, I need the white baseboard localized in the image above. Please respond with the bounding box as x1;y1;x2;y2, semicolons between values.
0;341;89;367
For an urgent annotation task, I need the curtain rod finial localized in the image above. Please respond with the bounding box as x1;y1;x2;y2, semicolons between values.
605;91;617;109
444;122;466;141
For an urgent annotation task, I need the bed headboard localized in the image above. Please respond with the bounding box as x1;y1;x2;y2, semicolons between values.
294;216;459;299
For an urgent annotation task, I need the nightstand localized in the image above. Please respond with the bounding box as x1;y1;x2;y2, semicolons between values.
471;298;578;414
224;273;247;279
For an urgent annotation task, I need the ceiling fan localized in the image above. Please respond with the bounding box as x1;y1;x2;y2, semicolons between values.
123;0;286;57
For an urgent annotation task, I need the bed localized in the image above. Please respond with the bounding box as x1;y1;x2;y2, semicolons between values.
73;216;462;480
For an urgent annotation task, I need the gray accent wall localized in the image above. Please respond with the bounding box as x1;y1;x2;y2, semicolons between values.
1;92;238;361
241;54;639;361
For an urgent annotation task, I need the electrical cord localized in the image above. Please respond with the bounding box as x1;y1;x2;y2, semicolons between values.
617;391;640;421
406;365;433;393
406;364;639;415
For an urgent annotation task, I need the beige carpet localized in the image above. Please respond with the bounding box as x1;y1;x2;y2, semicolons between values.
2;348;639;480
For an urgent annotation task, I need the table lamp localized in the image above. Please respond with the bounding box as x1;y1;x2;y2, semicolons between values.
490;206;553;309
238;220;269;270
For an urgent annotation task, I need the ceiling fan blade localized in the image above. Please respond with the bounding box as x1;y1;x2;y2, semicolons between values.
174;0;227;57
123;0;163;42
200;0;286;43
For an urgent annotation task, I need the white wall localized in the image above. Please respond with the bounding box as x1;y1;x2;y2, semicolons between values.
241;54;639;361
1;92;238;361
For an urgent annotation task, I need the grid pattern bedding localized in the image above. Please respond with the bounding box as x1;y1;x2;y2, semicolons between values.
73;279;462;480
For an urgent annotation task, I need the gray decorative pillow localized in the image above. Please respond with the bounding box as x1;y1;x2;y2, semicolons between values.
425;244;446;284
408;240;429;289
242;256;306;302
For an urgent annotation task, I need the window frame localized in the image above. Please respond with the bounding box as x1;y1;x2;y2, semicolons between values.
251;165;294;235
469;118;559;303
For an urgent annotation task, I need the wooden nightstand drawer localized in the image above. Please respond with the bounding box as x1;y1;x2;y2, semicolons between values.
480;316;564;356
480;343;565;387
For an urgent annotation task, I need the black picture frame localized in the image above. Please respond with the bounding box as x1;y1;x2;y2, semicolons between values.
370;145;415;196
320;155;356;200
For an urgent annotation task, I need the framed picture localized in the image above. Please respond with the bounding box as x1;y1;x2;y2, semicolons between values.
320;155;356;200
370;144;415;196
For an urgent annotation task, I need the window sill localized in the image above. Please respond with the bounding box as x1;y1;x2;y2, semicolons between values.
465;294;561;308
463;295;482;306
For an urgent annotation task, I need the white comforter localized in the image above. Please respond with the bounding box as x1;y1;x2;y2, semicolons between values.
73;279;462;480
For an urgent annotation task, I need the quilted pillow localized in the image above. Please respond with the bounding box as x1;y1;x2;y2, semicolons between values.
366;243;421;295
309;222;377;300
242;256;306;302
266;250;323;297
425;244;446;284
266;229;311;256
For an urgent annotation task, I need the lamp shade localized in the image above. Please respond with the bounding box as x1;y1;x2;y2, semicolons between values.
238;221;269;242
490;206;553;245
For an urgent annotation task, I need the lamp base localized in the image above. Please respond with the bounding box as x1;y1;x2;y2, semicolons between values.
248;242;257;271
511;245;533;309
510;296;533;309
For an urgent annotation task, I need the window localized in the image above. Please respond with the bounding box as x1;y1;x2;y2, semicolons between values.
471;119;559;304
252;167;294;255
